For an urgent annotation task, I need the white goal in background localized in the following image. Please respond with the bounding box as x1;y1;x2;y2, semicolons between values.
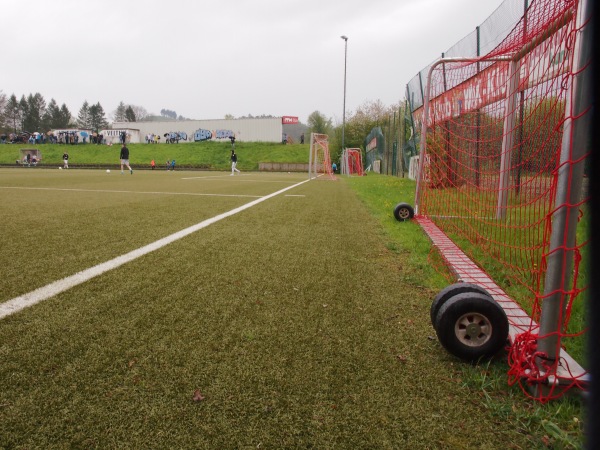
308;133;335;180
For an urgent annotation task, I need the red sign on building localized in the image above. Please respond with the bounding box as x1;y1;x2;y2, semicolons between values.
282;116;299;124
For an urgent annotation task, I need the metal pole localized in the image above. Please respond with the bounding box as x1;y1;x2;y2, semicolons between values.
515;0;529;196
476;26;481;188
308;133;314;179
537;0;592;366
496;59;520;220
341;36;348;152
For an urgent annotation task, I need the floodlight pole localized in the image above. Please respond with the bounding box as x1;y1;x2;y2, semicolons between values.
341;35;348;152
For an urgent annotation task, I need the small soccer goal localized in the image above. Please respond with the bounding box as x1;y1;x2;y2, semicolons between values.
308;133;335;180
340;148;364;176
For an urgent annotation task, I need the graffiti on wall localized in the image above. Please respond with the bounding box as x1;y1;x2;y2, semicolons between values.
194;129;213;141
164;131;187;143
215;129;234;139
194;129;235;142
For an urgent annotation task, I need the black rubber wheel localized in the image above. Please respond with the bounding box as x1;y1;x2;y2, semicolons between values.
393;202;414;221
434;292;509;362
430;282;492;329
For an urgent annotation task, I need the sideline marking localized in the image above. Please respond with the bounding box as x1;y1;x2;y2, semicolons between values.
0;186;262;198
181;176;302;183
0;178;311;319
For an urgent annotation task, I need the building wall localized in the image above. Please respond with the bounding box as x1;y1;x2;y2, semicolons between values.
99;128;141;144
112;118;283;143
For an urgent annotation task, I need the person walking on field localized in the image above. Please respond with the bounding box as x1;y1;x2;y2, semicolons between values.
62;152;69;169
120;144;133;174
151;159;155;170
230;149;240;176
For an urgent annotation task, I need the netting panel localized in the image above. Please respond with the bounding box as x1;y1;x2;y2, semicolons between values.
308;133;335;180
414;0;589;401
342;148;364;176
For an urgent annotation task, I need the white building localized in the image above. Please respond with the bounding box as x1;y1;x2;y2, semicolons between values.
99;128;141;144
111;117;286;144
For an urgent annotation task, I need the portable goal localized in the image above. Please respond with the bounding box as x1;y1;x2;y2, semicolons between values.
410;0;591;401
308;133;335;180
341;148;364;176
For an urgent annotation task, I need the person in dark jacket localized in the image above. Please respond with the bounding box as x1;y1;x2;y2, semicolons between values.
230;150;240;176
120;144;133;174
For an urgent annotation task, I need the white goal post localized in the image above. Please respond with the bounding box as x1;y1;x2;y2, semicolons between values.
308;133;335;180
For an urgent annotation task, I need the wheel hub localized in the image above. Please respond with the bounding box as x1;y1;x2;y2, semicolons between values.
455;313;492;347
465;323;481;337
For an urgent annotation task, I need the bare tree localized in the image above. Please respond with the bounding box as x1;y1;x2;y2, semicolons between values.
0;91;7;132
129;105;148;121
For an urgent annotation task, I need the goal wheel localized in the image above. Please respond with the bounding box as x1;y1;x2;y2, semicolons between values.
393;202;414;221
430;282;492;329
434;292;509;362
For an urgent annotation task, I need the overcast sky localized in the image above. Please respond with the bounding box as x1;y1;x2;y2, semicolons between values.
2;0;503;124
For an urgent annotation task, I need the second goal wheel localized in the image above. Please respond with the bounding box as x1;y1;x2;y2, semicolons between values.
430;282;493;329
434;292;509;362
393;202;414;221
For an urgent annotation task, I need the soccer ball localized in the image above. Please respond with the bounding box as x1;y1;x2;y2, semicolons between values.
106;169;111;173
59;167;63;170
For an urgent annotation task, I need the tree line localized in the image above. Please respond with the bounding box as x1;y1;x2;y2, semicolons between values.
0;91;153;135
306;99;409;167
1;88;405;159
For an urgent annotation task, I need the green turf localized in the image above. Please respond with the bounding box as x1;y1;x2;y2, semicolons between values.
0;169;584;448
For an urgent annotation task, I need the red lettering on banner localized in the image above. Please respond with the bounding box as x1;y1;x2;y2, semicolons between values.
282;116;299;124
416;28;570;126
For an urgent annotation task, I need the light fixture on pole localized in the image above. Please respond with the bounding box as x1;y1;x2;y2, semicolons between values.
341;35;348;151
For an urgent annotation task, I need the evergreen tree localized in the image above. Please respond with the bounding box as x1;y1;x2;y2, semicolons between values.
42;99;56;130
58;104;72;128
19;96;28;131
43;99;64;129
23;93;46;132
4;94;22;133
88;102;108;133
0;91;7;132
77;101;91;129
113;101;127;122
125;106;136;122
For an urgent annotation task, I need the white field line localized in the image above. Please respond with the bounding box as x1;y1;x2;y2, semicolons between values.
178;174;234;179
181;176;304;183
0;186;262;198
0;178;311;319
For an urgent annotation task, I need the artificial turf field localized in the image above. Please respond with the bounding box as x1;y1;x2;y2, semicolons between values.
0;168;584;448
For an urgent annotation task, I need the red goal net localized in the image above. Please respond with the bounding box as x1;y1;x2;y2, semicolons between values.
412;0;591;400
341;148;364;176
